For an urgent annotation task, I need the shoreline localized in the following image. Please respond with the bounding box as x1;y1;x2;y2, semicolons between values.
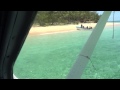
29;22;120;36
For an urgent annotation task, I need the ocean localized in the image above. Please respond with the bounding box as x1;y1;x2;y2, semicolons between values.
14;23;120;79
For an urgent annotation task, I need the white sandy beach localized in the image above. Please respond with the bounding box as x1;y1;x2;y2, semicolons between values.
29;22;120;36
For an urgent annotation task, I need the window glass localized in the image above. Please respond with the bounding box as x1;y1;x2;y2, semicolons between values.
14;11;120;79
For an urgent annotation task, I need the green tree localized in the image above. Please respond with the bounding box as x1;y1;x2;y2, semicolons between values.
34;11;101;26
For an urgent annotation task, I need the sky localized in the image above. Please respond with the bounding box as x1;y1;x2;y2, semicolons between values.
97;11;120;21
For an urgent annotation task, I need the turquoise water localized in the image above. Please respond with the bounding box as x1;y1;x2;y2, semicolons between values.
14;24;120;79
108;21;120;23
82;25;120;79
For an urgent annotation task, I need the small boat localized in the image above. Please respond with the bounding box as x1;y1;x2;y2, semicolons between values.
76;26;92;30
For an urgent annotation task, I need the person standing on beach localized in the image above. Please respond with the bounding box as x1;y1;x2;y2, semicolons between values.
81;24;83;28
86;26;88;29
82;26;84;28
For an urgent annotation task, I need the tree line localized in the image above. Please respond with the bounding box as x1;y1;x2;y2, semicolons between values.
34;11;101;26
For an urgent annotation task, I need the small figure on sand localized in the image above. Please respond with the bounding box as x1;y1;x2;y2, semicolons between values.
82;26;92;30
89;26;92;29
86;26;88;29
81;24;83;28
82;26;84;28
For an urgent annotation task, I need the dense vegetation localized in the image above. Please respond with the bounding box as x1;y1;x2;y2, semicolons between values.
34;11;101;26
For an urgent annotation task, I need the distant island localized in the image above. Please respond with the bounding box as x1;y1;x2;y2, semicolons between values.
33;11;101;26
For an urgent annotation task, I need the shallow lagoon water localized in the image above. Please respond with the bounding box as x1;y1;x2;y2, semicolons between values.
14;24;120;79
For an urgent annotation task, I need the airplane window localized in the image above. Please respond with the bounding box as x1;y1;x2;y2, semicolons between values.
13;11;120;79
